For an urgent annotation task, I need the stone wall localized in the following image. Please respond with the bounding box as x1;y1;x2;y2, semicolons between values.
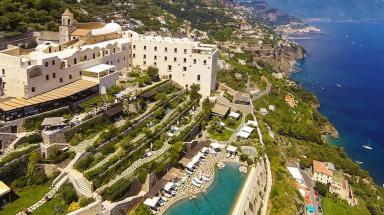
42;126;70;145
0;132;17;149
67;200;102;215
231;158;269;215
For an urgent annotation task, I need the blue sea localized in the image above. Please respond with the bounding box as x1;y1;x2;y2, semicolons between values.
291;22;384;185
165;162;245;215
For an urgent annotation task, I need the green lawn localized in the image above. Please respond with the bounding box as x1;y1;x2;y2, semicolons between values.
208;128;232;141
0;184;49;215
322;194;369;215
32;194;64;215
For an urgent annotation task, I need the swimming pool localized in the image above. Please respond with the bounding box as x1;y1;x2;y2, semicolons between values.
165;162;245;215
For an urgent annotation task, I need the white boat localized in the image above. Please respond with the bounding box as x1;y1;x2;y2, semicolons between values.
336;84;342;88
192;180;201;187
355;161;363;164
363;139;373;150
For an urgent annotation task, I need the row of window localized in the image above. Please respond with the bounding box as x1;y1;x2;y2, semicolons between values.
135;54;207;65
44;47;125;68
168;74;201;81
133;45;187;54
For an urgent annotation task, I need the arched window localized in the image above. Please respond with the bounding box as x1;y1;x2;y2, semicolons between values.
67;19;71;26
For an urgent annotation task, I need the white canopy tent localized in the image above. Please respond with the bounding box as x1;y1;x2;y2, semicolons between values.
144;196;160;208
163;182;174;192
246;120;258;127
241;126;254;133
210;142;221;149
226;145;237;153
229;112;240;119
236;130;251;138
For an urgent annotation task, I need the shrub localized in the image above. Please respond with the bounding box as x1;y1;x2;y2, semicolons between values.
315;181;329;197
67;202;80;212
79;197;95;207
60;183;78;205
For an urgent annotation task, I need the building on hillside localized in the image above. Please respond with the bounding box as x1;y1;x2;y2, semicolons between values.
312;160;334;184
0;9;218;122
127;31;218;97
312;160;357;205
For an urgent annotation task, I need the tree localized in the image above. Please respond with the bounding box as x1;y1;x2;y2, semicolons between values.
27;151;42;185
190;84;201;100
60;183;78;205
314;181;329;197
133;203;152;215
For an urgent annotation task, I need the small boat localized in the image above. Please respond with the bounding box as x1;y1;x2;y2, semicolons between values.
192;180;201;187
321;86;325;91
336;84;342;88
363;139;373;150
355;161;363;164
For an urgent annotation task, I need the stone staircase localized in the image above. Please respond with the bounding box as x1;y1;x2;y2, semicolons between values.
68;169;93;198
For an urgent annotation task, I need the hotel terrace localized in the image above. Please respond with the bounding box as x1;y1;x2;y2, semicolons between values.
0;9;218;122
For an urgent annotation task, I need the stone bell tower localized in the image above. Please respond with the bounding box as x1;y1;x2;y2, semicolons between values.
59;9;76;44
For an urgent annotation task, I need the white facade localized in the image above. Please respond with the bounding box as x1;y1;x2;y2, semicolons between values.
0;21;217;100
312;171;333;184
126;31;218;97
0;38;130;98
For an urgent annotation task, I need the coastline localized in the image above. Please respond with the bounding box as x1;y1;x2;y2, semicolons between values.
161;159;245;215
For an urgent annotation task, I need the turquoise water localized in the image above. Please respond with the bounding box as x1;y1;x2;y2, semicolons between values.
165;162;245;215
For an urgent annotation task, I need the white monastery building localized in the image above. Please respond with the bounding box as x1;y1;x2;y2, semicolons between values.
0;9;218;121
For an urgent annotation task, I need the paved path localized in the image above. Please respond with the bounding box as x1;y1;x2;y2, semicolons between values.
301;169;322;215
70;134;100;153
16;173;69;215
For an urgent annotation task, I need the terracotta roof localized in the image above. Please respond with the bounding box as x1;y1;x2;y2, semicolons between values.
313;160;333;177
70;29;91;37
76;22;105;29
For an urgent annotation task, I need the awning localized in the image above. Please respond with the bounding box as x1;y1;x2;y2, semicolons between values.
226;145;237;153
0;79;98;112
229;112;240;119
236;131;251;138
163;182;174;191
201;147;209;153
144;196;160;208
241;126;254;133
186;161;195;170
210;142;221;149
246;120;258;127
0;181;10;196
